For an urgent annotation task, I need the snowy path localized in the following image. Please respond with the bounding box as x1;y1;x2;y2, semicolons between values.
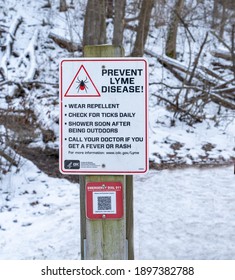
0;160;234;259
134;166;235;259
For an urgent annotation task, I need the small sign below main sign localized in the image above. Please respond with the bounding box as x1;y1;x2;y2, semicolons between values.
59;58;148;174
86;181;123;220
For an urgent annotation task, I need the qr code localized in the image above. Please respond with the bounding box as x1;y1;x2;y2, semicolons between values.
98;196;112;211
93;192;116;214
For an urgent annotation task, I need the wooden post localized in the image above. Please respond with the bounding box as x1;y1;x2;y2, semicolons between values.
79;45;134;260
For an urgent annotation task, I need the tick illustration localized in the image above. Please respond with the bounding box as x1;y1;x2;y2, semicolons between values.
76;77;88;93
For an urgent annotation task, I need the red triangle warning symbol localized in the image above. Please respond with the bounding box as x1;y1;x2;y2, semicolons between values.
64;65;101;97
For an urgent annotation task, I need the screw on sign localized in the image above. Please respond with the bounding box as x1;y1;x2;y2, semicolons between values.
76;76;88;93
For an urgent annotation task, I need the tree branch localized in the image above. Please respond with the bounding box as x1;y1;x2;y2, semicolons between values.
49;32;82;52
0;149;18;167
210;30;231;52
0;15;23;77
152;93;203;123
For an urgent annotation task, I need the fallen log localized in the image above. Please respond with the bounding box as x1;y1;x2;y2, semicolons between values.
49;32;82;52
213;86;235;95
199;66;225;81
0;15;23;77
211;50;235;61
214;78;235;89
18;29;39;81
152;93;204;123
0;148;18;167
145;49;217;86
211;61;233;71
209;92;235;109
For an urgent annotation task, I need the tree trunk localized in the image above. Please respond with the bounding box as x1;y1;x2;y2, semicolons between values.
231;24;235;79
59;0;68;12
211;0;219;29
112;0;126;46
165;0;184;59
219;3;226;39
131;0;154;57
106;0;113;18
83;0;106;46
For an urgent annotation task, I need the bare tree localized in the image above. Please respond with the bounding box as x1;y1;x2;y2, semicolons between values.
231;24;235;79
83;0;106;46
59;0;68;12
165;0;184;59
211;0;219;29
106;0;113;18
112;0;126;46
218;0;235;10
131;0;154;57
211;0;235;38
219;1;227;38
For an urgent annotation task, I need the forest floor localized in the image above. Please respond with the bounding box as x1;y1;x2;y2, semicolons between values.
13;132;235;184
17;145;78;183
1;108;234;183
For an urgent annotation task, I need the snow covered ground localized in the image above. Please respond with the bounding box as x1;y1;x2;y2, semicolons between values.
148;104;235;165
0;160;80;260
0;158;234;260
134;165;235;259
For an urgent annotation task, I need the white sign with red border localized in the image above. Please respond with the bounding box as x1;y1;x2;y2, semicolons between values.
59;58;148;174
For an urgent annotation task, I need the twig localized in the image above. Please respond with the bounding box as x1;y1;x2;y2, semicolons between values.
187;32;209;85
18;29;39;81
0;79;58;88
174;7;195;42
210;30;231;52
0;15;23;77
124;16;139;23
211;50;234;60
145;48;216;86
150;81;204;91
214;78;235;89
152;93;203;123
0;149;18;167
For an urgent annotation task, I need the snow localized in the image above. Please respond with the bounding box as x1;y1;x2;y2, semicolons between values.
148;104;235;165
134;166;235;259
0;159;80;260
1;159;234;259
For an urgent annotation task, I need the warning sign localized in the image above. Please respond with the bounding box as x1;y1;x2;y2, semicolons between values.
64;65;100;97
59;58;148;174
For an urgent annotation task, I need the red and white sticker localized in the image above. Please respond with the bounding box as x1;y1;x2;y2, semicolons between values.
86;181;123;220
